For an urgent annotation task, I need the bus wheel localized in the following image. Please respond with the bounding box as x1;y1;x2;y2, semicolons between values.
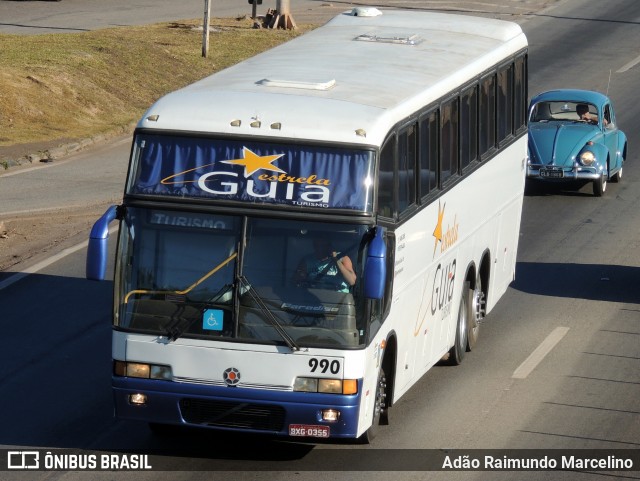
468;277;484;351
359;366;388;443
446;282;471;365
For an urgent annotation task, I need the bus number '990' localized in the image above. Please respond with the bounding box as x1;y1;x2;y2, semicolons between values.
309;358;340;374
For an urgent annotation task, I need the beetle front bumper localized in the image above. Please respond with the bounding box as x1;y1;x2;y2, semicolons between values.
527;164;604;181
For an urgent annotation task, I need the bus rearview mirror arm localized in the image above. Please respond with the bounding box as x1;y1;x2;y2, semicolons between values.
364;226;387;299
86;205;119;281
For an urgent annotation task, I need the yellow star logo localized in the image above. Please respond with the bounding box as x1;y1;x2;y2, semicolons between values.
221;147;285;177
433;201;445;257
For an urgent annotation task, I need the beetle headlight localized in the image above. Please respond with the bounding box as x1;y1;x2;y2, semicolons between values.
580;151;596;165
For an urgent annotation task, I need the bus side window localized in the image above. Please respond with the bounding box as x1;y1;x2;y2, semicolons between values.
377;138;396;219
460;85;478;172
419;110;439;201
513;54;527;132
479;73;496;158
398;124;417;214
440;98;459;185
497;63;514;143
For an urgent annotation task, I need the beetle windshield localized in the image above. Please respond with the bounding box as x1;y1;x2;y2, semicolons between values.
530;101;598;123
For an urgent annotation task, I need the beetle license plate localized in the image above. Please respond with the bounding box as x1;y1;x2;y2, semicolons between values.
539;167;564;178
289;424;330;438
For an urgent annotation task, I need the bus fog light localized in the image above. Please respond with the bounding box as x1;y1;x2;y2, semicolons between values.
129;393;147;406
321;409;340;422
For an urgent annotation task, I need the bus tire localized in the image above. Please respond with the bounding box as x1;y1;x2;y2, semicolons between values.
446;281;471;365
359;365;388;444
468;276;483;351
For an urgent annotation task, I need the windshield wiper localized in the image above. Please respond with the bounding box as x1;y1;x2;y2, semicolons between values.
165;283;233;342
238;275;300;352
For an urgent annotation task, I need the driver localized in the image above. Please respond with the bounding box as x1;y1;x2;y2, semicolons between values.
294;237;356;292
576;103;598;124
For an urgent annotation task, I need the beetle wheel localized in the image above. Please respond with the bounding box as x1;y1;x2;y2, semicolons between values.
593;173;607;197
611;166;622;183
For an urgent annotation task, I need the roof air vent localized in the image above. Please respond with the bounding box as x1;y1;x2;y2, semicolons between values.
258;78;336;91
355;33;421;45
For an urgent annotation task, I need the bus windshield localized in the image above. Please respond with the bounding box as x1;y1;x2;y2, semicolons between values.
115;208;372;349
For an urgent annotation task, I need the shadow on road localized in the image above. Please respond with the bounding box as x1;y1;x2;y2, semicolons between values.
0;271;369;470
513;262;640;304
3;263;636;469
524;180;598;197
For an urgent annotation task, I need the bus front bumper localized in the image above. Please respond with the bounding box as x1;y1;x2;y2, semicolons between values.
113;377;363;439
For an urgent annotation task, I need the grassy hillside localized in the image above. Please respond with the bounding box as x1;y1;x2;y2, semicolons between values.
0;18;309;152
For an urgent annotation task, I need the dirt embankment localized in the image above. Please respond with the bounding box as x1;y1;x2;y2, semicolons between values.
0;204;112;273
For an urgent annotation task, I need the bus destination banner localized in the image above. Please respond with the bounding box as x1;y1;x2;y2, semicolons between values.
128;135;374;212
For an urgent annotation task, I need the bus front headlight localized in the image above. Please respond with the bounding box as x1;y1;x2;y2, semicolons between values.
294;377;358;395
114;360;173;380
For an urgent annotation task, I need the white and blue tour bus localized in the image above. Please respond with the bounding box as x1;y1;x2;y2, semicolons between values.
87;7;528;442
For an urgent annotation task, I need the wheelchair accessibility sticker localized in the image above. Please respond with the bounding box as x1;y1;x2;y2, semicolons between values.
203;309;223;331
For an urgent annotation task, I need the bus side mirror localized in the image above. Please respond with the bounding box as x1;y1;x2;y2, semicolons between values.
86;205;118;281
364;227;386;299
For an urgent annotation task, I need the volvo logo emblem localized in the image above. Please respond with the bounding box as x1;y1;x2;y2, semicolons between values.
223;367;241;386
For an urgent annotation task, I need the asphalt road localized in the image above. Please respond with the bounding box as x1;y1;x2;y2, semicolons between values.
1;0;639;479
0;0;560;34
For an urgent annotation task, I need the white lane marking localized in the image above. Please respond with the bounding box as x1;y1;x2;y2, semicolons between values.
512;327;570;379
2;202;118;218
617;54;640;73
0;137;130;178
0;226;118;291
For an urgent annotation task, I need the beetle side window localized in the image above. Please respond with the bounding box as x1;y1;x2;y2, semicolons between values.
603;105;612;127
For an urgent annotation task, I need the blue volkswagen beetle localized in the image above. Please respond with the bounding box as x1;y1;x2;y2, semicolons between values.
527;89;627;196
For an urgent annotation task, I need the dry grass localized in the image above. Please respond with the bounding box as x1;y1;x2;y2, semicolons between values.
0;18;311;148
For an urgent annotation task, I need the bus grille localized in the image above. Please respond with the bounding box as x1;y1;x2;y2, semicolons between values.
179;398;285;432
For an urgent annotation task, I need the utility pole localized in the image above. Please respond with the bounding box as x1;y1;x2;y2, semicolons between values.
268;0;296;29
202;0;211;58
